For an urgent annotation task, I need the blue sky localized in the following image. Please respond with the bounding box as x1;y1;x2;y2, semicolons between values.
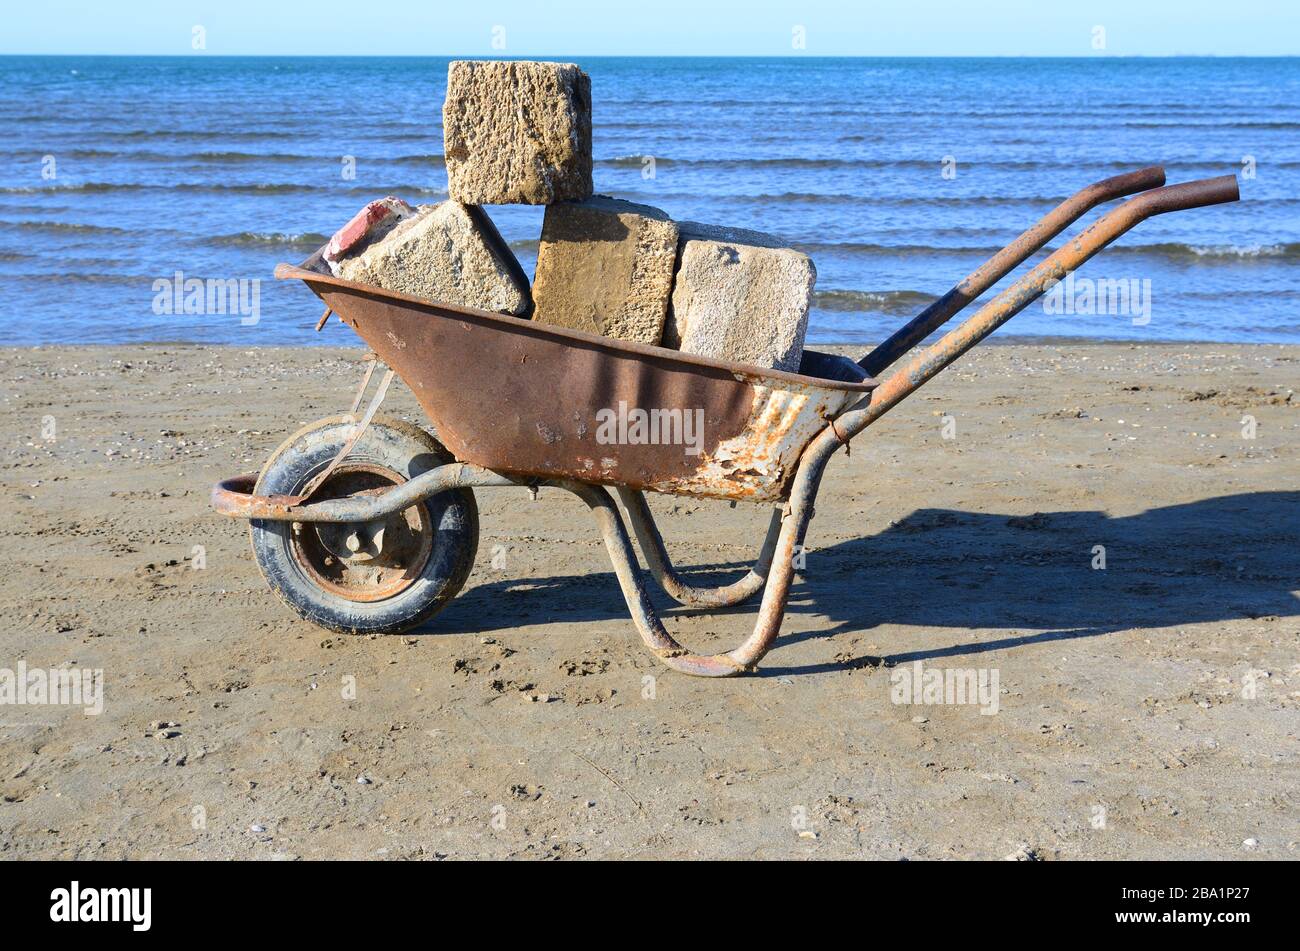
3;0;1297;56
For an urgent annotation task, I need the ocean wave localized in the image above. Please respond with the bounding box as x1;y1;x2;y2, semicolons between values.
755;192;867;204
211;231;330;248
4;181;317;195
0;148;448;167
604;155;679;167
0;182;159;194
813;289;937;314
1;272;149;285
93;129;304;142
0;181;447;197
595;98;1300;118
55;149;313;164
0;203;72;214
1;219;128;235
605;190;1076;209
389;154;447;165
798;240;1300;263
188;151;442;165
50;128;433;145
211;182;314;194
596;156;1245;172
188;151;330;164
797;241;995;257
1124;120;1300;130
1106;242;1300;262
597;156;912;170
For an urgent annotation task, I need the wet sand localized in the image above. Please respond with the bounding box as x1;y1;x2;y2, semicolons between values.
1;342;1296;859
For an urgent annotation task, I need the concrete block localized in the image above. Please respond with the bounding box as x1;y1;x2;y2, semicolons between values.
443;60;593;205
665;221;815;372
331;201;531;316
530;196;679;344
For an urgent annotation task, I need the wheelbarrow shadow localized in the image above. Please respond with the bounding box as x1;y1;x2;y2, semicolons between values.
429;491;1299;678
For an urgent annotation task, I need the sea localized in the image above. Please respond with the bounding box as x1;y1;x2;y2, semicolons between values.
1;55;1296;347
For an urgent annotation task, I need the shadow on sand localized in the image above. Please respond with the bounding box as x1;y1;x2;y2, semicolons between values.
434;491;1299;677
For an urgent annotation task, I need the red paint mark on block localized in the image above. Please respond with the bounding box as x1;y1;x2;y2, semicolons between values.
323;196;414;263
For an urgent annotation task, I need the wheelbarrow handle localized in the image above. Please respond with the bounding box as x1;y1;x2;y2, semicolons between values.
859;165;1168;376
838;174;1240;441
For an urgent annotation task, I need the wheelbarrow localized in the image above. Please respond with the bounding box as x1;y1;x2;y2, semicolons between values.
212;168;1239;676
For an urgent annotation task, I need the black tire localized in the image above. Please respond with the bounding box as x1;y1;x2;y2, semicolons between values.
250;414;478;634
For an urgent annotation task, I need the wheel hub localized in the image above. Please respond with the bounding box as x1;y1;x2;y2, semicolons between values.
315;521;388;562
289;464;433;603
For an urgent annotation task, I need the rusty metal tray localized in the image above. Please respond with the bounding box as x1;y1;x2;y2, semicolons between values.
277;262;876;503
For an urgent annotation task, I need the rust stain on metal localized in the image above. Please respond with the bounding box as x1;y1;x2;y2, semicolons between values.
641;378;859;501
212;473;299;519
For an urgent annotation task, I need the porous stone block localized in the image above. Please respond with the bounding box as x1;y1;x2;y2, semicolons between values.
665;221;815;372
530;196;679;344
331;200;531;316
443;60;593;205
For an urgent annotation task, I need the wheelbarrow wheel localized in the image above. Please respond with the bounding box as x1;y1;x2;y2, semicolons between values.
250;414;478;635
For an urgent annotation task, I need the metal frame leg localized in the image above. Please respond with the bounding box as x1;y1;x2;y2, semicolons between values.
614;488;780;608
552;443;831;677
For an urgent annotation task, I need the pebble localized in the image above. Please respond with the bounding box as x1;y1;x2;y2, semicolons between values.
1243;837;1259;850
1004;844;1040;861
250;824;266;833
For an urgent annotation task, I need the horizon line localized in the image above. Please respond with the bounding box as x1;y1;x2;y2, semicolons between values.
1;52;1297;59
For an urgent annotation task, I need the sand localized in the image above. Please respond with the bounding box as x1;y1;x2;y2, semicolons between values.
0;341;1296;860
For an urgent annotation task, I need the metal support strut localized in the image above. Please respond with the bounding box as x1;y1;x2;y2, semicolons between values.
553;469;824;677
614;488;781;608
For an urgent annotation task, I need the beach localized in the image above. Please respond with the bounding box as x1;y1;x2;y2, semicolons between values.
1;341;1295;860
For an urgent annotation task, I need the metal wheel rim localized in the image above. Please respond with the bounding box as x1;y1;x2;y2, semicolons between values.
289;463;433;603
